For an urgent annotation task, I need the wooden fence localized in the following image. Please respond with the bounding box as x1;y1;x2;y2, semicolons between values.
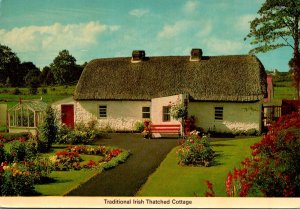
262;100;300;129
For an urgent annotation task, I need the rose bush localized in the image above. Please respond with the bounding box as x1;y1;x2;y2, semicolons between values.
177;135;214;167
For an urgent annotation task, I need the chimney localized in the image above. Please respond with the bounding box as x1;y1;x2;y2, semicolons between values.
190;48;203;61
131;50;146;63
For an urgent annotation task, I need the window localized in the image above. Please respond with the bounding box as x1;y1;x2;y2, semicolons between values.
99;105;107;118
142;107;150;119
214;107;223;120
163;106;171;122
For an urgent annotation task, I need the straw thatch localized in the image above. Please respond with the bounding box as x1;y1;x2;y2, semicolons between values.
74;55;267;102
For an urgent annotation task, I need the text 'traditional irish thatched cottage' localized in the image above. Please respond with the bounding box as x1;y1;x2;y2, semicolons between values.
54;49;267;134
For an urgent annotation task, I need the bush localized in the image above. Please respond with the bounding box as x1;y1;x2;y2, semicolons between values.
0;143;6;163
177;135;215;167
225;112;300;197
134;121;144;132
56;122;103;145
0;162;35;196
39;106;58;152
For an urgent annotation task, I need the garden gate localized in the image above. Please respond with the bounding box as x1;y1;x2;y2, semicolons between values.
262;100;300;129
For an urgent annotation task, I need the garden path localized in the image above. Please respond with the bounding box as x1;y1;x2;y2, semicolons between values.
66;133;178;196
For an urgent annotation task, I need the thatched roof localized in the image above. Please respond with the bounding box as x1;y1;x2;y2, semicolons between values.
74;55;267;102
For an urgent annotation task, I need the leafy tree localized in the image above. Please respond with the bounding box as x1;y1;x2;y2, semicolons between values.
245;0;300;98
39;106;58;152
0;44;21;86
50;49;82;85
40;66;55;85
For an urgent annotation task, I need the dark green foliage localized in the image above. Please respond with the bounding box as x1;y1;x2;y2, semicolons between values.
0;132;31;143
0;169;35;196
39;106;58;152
246;0;300;97
50;49;83;85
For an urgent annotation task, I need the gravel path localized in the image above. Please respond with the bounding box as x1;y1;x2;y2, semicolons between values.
66;133;178;196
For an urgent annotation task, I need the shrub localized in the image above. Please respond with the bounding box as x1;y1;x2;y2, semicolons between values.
134;121;144;132
0;162;35;196
56;123;102;145
0;143;6;163
23;157;53;183
10;141;27;162
177;135;215;167
39;106;58;152
225;112;300;197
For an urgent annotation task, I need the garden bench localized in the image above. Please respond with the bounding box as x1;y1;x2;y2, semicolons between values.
145;124;181;138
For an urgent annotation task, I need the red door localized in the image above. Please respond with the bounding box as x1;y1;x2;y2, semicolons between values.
61;105;74;128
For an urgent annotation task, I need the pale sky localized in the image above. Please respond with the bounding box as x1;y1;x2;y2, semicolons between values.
0;0;293;71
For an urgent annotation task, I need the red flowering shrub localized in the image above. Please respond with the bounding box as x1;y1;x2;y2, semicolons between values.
226;112;300;197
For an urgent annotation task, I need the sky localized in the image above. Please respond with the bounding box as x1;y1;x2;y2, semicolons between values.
0;0;294;71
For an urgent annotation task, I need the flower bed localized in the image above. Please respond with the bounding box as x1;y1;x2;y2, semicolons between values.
1;138;130;196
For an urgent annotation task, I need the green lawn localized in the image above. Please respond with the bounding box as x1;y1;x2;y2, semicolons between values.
0;85;75;109
273;81;297;104
136;137;261;197
34;169;99;196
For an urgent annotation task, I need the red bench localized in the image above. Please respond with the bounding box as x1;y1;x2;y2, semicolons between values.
144;124;181;138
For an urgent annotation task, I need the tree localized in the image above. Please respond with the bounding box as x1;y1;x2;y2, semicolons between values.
0;44;21;86
39;106;58;152
50;49;82;85
245;0;300;98
40;66;55;85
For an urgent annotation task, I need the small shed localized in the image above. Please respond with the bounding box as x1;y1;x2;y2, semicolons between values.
8;99;48;135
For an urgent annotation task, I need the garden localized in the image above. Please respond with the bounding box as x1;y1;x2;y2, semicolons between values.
137;112;300;197
0;106;130;196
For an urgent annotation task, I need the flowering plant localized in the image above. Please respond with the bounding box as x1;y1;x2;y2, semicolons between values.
169;99;187;120
51;151;82;171
225;112;300;197
177;135;214;166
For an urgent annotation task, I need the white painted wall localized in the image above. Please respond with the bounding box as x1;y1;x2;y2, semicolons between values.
188;101;262;133
75;100;151;131
151;94;187;124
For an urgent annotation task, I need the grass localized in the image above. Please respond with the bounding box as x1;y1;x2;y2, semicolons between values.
273;81;297;104
136;137;261;197
34;169;98;196
0;85;75;109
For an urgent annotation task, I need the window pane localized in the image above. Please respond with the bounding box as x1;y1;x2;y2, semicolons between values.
142;106;150;118
99;105;107;118
22;109;28;127
214;107;223;120
29;111;34;127
163;106;171;121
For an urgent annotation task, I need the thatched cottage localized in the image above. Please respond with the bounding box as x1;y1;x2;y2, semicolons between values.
53;49;267;134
